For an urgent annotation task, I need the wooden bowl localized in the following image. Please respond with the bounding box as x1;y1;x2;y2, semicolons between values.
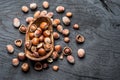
25;17;54;61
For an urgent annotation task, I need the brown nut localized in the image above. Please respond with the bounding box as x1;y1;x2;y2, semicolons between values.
32;38;40;46
12;58;19;66
6;44;14;53
40;22;48;30
53;19;60;27
39;35;44;42
76;34;85;43
44;43;52;52
52;65;59;71
47;58;53;63
40;10;47;17
42;1;49;9
46;12;54;18
18;52;26;61
42;63;49;69
34;62;42;71
30;24;37;32
14;39;22;47
56;6;65;13
31;46;37;52
62;16;70;25
51;51;59;60
37;43;44;48
29;32;35;39
78;48;85;58
63;47;72;55
73;24;79;29
43;30;51;37
13;18;20;28
19;24;27;33
21;63;29;72
66;12;72;17
55;45;62;53
64;37;70;43
30;3;37;10
26;17;34;23
67;55;75;64
57;25;63;33
53;32;60;39
21;6;29;13
62;29;70;36
34;11;40;18
25;41;32;50
44;37;51;44
34;29;42;37
38;48;46;56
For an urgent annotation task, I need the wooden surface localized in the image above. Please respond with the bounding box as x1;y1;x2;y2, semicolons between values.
0;0;120;80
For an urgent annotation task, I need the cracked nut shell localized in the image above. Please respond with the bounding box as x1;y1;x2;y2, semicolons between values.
34;62;42;71
76;34;85;43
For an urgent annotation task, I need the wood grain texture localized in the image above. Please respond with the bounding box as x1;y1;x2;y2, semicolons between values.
0;0;120;80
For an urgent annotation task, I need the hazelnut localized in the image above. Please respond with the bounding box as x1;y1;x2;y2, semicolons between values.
39;35;44;42
53;19;60;27
73;24;79;29
44;43;52;52
13;18;20;28
46;12;54;18
6;44;14;53
30;24;37;32
31;46;37;52
30;3;37;10
18;52;26;61
25;41;32;50
56;6;65;13
76;34;85;43
38;48;46;56
19;24;27;33
32;38;40;46
55;45;62;53
29;32;35;39
34;62;42;71
14;39;22;47
57;25;63;33
66;12;72;17
42;63;49;69
37;43;44;48
62;29;70;36
67;55;75;64
26;17;34;23
21;6;29;13
21;63;29;72
47;58;53;63
34;29;42;37
34;11;40;18
40;10;47;17
40;22;48;30
12;58;19;66
78;48;85;58
53;32;60;39
63;47;72;55
51;51;59;60
44;37;51;44
42;1;49;9
52;65;59;71
62;16;70;25
64;37;70;43
43;30;51;37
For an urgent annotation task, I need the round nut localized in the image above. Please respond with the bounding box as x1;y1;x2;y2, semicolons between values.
52;65;59;71
64;37;70;43
21;6;29;13
34;29;42;37
38;48;46;56
53;19;60;27
26;17;34;23
62;16;70;25
62;29;70;36
63;47;72;55
73;24;79;29
40;22;48;30
40;10;47;17
46;12;54;18
53;32;60;39
14;39;22;47
30;3;37;10
34;62;42;71
67;55;75;64
21;63;29;72
51;51;59;60
57;25;63;33
6;44;14;53
18;52;26;61
44;43;52;52
19;24;27;33
30;24;37;32
42;1;49;9
43;30;51;37
78;48;85;58
39;35;44;42
56;6;65;13
32;38;40;46
13;18;20;28
55;45;62;53
29;32;35;39
34;11;40;18
66;12;72;17
76;34;85;43
12;58;19;66
44;37;51;44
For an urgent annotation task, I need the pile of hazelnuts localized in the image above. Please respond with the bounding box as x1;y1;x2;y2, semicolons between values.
6;1;86;72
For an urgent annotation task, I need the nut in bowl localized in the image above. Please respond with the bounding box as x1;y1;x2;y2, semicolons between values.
25;17;54;61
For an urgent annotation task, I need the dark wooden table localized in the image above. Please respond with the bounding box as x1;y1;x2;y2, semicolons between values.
0;0;120;80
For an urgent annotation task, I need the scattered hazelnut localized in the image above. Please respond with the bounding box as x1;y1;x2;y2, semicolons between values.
18;52;26;61
76;34;85;43
56;6;65;13
62;29;70;36
78;48;85;58
73;24;79;29
21;6;29;13
44;37;51;44
13;18;20;28
34;62;42;71
38;48;46;56
19;24;27;33
47;58;53;63
40;22;48;30
42;1;49;9
32;38;40;46
67;55;75;64
30;3;37;10
42;63;49;69
64;37;70;43
14;39;22;47
34;11;40;18
52;65;59;71
21;63;29;72
51;51;59;60
53;32;60;39
6;44;14;53
43;30;51;37
66;12;72;17
55;45;62;53
46;12;54;18
62;16;70;25
30;24;37;32
63;47;72;55
12;58;19;66
40;10;47;17
53;19;60;27
26;17;34;23
57;25;63;33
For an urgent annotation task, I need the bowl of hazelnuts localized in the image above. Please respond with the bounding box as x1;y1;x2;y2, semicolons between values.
25;17;54;61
